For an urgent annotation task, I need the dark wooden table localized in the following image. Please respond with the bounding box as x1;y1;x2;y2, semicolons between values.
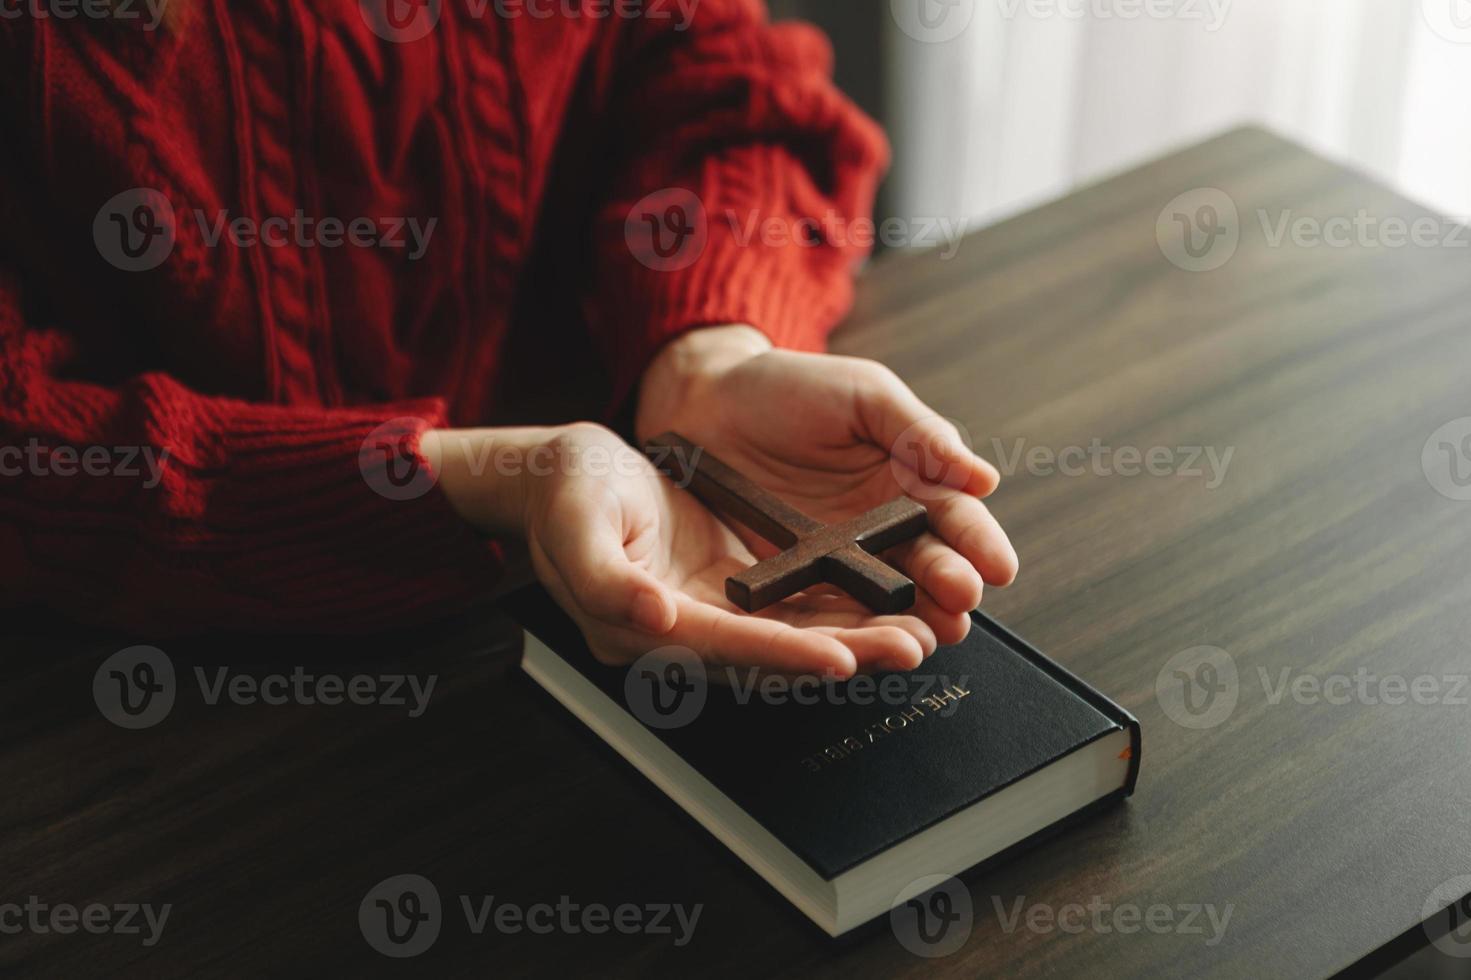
7;126;1471;978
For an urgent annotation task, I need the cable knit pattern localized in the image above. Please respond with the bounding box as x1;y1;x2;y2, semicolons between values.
0;0;888;635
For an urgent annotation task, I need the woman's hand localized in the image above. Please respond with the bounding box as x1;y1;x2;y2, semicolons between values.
423;423;937;676
636;325;1019;649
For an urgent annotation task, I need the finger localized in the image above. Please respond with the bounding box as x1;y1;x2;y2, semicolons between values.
887;533;984;613
767;601;939;663
670;595;859;678
752;578;962;651
927;489;1020;587
827;626;925;672
908;588;972;647
537;490;678;634
855;366;1000;497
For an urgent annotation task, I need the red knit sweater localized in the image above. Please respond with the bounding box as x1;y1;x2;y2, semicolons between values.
0;1;887;634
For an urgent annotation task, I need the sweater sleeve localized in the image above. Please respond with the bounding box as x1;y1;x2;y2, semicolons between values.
581;0;891;409
0;273;504;636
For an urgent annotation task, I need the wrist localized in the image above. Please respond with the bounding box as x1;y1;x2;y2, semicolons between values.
635;324;771;441
423;426;561;536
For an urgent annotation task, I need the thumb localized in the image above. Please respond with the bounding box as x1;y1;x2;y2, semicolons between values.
535;489;678;635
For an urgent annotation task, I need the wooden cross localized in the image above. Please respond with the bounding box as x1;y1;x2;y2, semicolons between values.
644;432;928;614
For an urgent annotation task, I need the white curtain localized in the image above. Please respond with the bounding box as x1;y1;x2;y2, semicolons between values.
887;0;1471;227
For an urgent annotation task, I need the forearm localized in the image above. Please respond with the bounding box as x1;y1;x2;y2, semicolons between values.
580;0;889;412
0;381;501;635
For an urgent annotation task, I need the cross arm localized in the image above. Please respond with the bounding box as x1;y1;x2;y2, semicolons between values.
644;431;822;547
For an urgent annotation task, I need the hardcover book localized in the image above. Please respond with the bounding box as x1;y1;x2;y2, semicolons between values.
512;586;1141;936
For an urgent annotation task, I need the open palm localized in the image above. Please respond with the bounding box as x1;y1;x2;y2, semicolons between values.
636;348;1018;649
522;425;943;678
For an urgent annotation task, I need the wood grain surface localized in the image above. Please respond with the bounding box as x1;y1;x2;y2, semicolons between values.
5;126;1470;978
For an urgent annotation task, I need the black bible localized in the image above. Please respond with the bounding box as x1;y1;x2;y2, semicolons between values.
513;587;1140;936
